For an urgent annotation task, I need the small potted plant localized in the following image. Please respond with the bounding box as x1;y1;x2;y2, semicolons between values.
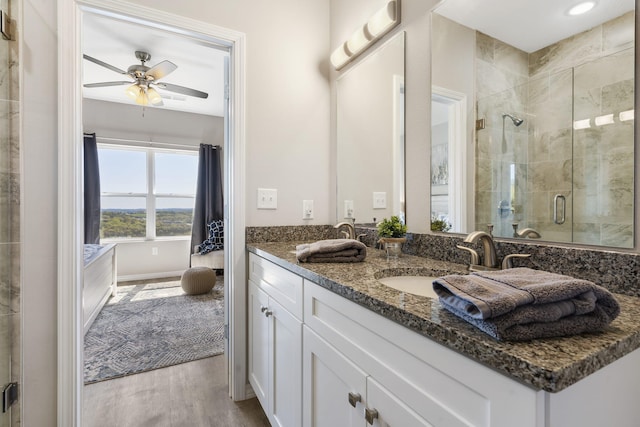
430;216;451;232
377;215;407;259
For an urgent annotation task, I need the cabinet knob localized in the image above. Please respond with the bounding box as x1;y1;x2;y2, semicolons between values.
347;392;361;407
365;408;379;425
260;306;268;313
264;309;273;317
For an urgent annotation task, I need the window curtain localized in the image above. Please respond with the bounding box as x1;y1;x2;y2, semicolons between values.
83;133;101;244
190;144;223;254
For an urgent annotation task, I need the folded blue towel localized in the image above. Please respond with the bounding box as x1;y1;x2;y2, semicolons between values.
433;268;620;341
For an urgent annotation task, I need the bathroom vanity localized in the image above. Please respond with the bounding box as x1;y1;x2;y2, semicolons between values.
247;242;640;427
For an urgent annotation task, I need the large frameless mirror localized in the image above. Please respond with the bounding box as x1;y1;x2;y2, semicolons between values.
431;0;635;248
336;32;405;226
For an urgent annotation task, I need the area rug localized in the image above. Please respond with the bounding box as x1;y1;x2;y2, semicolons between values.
84;279;225;384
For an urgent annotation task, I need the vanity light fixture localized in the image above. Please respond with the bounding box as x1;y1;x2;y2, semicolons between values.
330;0;400;70
568;1;596;16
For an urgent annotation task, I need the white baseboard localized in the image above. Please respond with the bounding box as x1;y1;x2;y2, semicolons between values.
118;270;185;283
244;383;257;400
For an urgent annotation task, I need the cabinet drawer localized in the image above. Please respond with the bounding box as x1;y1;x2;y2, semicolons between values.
249;253;303;320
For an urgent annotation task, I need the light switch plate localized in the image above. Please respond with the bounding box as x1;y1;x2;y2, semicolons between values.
373;192;387;209
257;188;277;209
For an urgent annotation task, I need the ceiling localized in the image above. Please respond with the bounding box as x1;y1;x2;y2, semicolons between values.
434;0;635;53
82;13;228;117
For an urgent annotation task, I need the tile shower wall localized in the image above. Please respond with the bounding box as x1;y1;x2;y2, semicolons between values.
475;31;530;238
0;0;19;425
475;11;635;247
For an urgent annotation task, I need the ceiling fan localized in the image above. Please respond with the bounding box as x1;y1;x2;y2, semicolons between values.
83;50;209;107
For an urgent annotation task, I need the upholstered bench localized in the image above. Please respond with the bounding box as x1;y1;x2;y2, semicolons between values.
181;266;216;295
191;247;224;271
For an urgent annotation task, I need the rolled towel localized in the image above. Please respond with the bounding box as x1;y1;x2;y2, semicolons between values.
433;268;620;341
296;239;367;263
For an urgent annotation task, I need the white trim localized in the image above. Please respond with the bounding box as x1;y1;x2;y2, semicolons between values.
393;70;405;220
58;1;247;424
431;86;468;233
58;2;84;426
117;270;185;283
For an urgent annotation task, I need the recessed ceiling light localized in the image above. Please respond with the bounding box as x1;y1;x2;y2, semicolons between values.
568;1;596;16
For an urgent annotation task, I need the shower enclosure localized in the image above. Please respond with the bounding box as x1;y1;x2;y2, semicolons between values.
1;0;19;425
475;28;635;248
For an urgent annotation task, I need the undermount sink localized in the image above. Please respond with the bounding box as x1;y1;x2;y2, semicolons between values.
378;275;440;299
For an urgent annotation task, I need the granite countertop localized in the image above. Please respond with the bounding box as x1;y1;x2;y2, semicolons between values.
247;241;640;393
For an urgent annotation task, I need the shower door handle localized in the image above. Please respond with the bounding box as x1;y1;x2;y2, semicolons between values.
554;194;566;224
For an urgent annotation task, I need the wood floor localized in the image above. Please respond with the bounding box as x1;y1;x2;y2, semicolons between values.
84;355;270;427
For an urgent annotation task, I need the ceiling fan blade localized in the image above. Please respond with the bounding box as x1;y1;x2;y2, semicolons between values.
146;60;178;81
83;54;128;75
155;82;209;99
83;81;132;88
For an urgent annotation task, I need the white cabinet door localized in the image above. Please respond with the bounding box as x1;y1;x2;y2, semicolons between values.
303;326;367;427
270;297;302;427
248;281;270;410
366;377;434;427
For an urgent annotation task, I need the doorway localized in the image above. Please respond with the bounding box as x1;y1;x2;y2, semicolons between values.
58;1;247;424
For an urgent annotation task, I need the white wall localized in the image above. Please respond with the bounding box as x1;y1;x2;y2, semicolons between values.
115;240;190;281
83;98;224;146
128;0;332;227
330;0;439;233
22;0;58;425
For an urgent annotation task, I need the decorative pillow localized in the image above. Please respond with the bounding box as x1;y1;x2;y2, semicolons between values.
197;219;224;254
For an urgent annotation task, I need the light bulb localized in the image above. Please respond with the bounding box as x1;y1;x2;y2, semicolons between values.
346;25;371;56
135;88;149;106
330;43;351;69
125;84;141;100
147;87;163;105
367;1;397;38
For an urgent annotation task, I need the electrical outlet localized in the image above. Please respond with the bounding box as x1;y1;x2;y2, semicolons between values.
344;200;354;219
303;200;314;219
373;192;387;209
152;247;158;256
257;188;277;209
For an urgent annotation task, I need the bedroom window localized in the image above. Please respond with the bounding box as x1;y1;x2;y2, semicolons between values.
98;145;198;240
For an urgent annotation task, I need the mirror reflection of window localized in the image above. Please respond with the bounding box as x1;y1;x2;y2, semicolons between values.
431;98;450;226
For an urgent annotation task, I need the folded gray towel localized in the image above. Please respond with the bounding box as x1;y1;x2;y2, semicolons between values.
296;239;367;263
433;268;620;341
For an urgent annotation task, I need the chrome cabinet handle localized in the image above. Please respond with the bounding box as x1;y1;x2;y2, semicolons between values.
365;408;379;425
260;306;268;313
264;309;273;317
553;194;566;224
348;392;361;408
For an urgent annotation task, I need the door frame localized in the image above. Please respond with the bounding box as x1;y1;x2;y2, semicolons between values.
57;1;247;425
431;86;468;233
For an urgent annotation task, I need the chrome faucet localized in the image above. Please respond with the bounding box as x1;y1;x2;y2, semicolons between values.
463;231;498;269
334;221;356;239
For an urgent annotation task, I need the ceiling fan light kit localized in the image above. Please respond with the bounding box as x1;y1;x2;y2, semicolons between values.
83;50;209;107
